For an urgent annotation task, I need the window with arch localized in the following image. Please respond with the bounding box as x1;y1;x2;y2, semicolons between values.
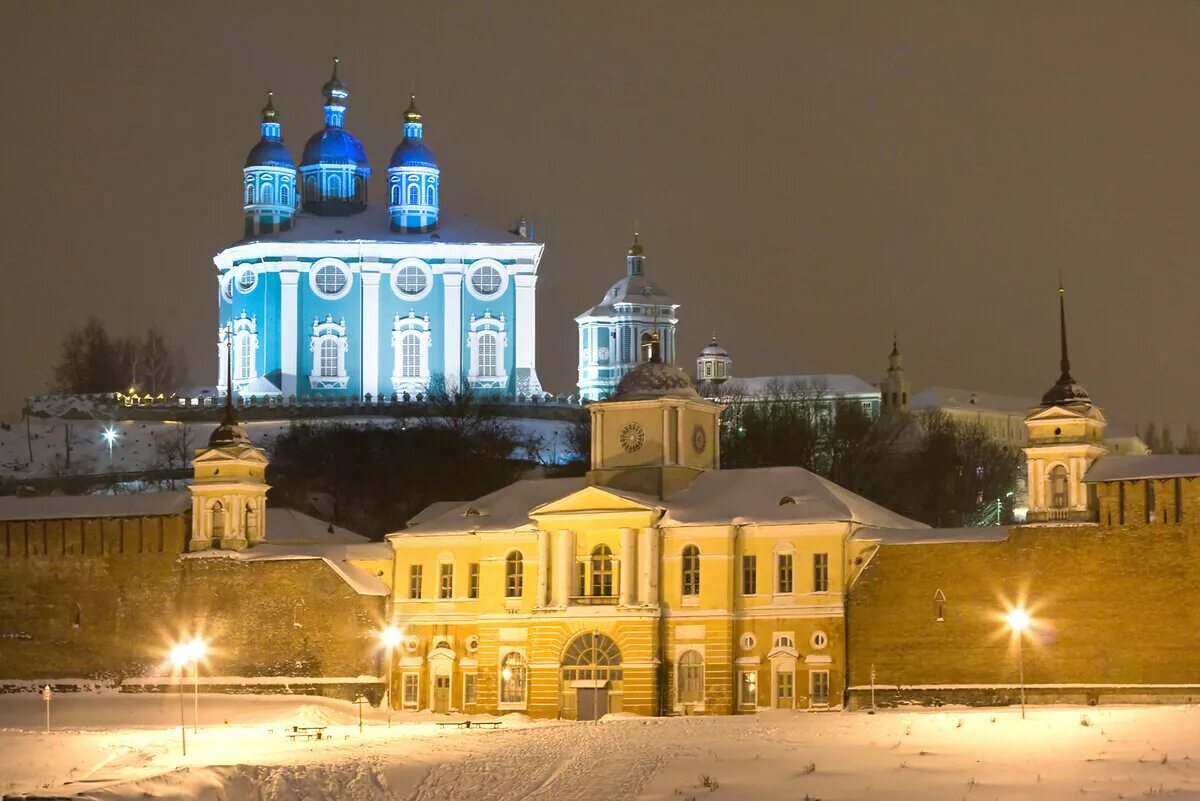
407;183;420;205
678;650;704;704
237;332;253;380
591;545;614;597
477;333;498;377
400;334;421;378
499;651;527;705
309;315;349;389
304;175;318;201
210;501;226;540
426;184;437;207
390;183;401;206
391;312;431;390
505;551;524;598
280;182;290;208
1049;465;1069;509
561;632;622;681
244;501;258;539
259;182;274;205
244;182;255;205
328;174;342;197
318;339;339;377
681;545;700;597
467;312;509;386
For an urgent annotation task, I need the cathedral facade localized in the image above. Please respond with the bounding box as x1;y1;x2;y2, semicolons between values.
216;59;543;401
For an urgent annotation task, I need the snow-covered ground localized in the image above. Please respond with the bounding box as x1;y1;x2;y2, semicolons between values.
3;694;1200;800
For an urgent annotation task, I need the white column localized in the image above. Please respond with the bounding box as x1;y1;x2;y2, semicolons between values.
619;527;637;605
554;529;575;606
536;529;550;608
638;527;659;605
443;271;463;392
361;270;381;400
514;272;537;383
280;271;300;397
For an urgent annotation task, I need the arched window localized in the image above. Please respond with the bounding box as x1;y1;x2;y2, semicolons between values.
280;182;290;208
355;176;365;202
591;545;614;597
244;501;258;539
678;650;704;703
305;175;318;201
244;182;255;205
500;651;527;705
319;338;339;377
426;184;437;207
640;331;659;362
237;333;253;380
390;183;401;206
259;182;274;205
505;551;523;598
211;501;226;540
407;183;420;205
401;334;421;378
681;545;700;596
477;333;498;377
328;174;342;197
71;603;82;629
1049;465;1069;509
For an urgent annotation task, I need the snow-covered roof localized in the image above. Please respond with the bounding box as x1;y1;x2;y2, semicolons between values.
910;386;1035;415
407;501;468;528
0;491;191;522
398;467;926;535
853;526;1009;545
726;374;879;397
1083;454;1200;483
264;508;371;544
230;207;528;248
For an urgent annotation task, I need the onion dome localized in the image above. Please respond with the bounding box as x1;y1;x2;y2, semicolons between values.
388;93;440;232
245;91;294;168
298;58;369;167
389;95;438;169
615;360;700;401
208;411;251;448
701;335;729;358
1040;284;1092;407
299;58;371;216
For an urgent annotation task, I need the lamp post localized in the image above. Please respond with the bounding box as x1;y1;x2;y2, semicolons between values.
380;626;402;729
187;638;207;734
1006;607;1031;719
169;644;189;756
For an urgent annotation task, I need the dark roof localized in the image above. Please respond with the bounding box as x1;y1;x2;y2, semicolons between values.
245;138;294;169
615;361;699;400
1083;454;1200;483
0;491;191;522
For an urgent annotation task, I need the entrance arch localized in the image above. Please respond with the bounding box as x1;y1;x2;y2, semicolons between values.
561;632;622;720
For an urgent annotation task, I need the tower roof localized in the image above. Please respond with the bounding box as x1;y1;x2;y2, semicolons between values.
614;360;700;400
1040;283;1091;407
700;335;729;358
300;58;369;170
389;95;438;169
245;90;295;169
210;332;251;449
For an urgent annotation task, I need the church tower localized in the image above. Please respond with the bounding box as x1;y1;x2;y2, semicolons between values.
1022;284;1107;523
695;335;732;387
878;335;911;414
298;58;371;216
189;346;270;551
576;234;680;401
243;92;297;237
388;95;440;232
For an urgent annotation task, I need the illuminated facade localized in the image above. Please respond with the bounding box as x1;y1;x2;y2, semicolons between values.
217;59;543;400
386;357;924;719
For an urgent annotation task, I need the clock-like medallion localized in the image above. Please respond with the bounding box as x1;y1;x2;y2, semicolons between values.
692;424;707;454
619;422;646;453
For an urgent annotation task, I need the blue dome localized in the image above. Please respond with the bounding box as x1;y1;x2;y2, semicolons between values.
301;127;369;168
245;138;294;169
389;137;437;169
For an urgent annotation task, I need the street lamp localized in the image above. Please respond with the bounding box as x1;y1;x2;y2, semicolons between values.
169;644;190;756
102;426;118;465
186;638;207;733
380;626;402;728
1006;607;1031;719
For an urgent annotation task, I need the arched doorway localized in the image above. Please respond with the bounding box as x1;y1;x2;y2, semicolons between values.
1049;464;1069;509
561;632;622;720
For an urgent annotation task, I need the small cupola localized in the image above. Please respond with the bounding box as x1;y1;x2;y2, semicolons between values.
243;91;297;236
388;93;440;232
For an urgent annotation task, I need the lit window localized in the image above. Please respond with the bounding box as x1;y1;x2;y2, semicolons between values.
681;545;700;597
505;551;523;598
678;650;704;704
409;565;423;599
777;552;794;594
402;674;419;707
395;265;427;296
439;562;453;599
591;545;613;597
477;333;498;377
314;264;348;297
813;553;829;593
401;334;421;378
739;671;757;707
407;183;420;205
499;652;526;705
319;339;339;377
471;265;503;296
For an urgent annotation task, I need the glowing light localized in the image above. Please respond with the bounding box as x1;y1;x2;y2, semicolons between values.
1007;608;1031;634
502;667;513;682
102;427;118;445
169;644;191;668
380;626;402;649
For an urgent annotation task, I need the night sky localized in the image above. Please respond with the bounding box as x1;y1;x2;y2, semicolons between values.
2;2;1197;431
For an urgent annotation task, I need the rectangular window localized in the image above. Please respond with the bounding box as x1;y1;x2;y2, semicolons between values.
468;562;479;599
739;671;758;707
777;553;793;594
812;553;829;593
408;565;423;599
439;562;454;599
810;670;831;706
402;673;419;708
463;674;477;706
577;561;587;597
742;555;757;596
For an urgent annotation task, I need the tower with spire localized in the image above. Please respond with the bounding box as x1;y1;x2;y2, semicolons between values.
388;95;440;232
298;58;372;216
695;335;732;389
1022;283;1107;523
878;335;911;414
243;91;297;236
575;233;680;401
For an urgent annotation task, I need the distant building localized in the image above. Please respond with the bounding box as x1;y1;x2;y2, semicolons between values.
695;335;732;389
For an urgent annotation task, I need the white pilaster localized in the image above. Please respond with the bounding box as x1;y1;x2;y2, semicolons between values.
638;527;659;605
280;271;300;397
554;529;575;606
536;528;550;608
514;272;537;380
361;270;381;400
443;271;463;391
619;527;637;605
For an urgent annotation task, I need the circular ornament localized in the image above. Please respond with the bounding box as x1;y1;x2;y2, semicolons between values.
692;424;707;453
465;634;480;653
619;422;645;453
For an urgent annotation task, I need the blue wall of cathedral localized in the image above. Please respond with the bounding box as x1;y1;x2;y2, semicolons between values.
215;59;542;401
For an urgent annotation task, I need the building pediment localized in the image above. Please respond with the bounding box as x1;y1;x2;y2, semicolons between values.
192;445;269;466
529;485;661;528
1025;404;1106;424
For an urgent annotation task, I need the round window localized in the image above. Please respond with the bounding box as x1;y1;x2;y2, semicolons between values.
465;634;480;653
810;630;829;650
395;265;427;296
619;422;645;453
237;268;258;293
740;632;756;651
468;263;505;299
403;635;420;654
220;275;233;303
310;261;351;299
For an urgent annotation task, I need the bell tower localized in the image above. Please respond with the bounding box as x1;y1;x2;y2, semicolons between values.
879;335;911;414
189;337;270;551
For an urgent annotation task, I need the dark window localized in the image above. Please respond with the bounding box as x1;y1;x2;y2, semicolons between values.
813;553;829;593
505;551;523;598
777;553;794;594
577;561;587;597
409;565;423;599
742;555;757;596
591;546;613;597
439;563;453;599
681;545;700;596
468;563;479;599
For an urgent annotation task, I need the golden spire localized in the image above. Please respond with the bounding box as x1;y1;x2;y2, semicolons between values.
627;231;643;257
261;90;278;122
405;93;422;123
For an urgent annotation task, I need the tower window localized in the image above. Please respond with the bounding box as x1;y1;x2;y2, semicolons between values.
244;183;255;205
305;175;318;201
280;182;290;207
328;174;342;197
259;183;274;205
407;183;420;205
1049;465;1069;509
426;185;436;207
390;184;401;206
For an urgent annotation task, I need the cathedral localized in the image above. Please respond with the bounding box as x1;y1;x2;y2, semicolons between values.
216;59;543;401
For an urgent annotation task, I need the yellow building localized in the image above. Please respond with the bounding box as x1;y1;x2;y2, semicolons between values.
386;357;925;719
